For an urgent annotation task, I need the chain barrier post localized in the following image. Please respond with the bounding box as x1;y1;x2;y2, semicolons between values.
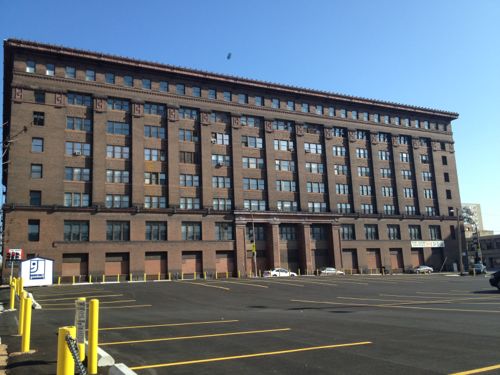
57;326;76;375
21;297;32;352
9;282;16;310
18;291;27;335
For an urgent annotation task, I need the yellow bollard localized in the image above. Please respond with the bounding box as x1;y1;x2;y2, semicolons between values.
10;282;16;310
18;278;24;296
57;326;76;375
117;274;120;283
158;272;160;281
181;272;184;280
129;273;132;282
226;271;229;279
103;274;106;283
204;271;207;279
18;291;27;335
168;272;171;281
238;271;241;278
21;297;32;352
9;275;12;284
193;272;196;280
58;276;61;285
89;275;92;284
143;273;146;282
88;299;99;374
77;297;86;362
215;271;218;280
72;275;75;285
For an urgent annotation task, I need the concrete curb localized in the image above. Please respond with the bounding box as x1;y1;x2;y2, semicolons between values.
84;341;115;367
108;363;137;375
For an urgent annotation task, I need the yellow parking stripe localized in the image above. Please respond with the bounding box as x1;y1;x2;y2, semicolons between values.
213;280;269;288
100;328;291;346
43;304;152;311
449;363;500;375
41;299;136;307
99;319;239;331
129;341;372;370
182;281;230;291
34;290;109;298
258;279;305;287
37;294;123;302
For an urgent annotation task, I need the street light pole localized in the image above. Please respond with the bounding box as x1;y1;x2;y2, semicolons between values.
456;207;464;274
251;211;257;277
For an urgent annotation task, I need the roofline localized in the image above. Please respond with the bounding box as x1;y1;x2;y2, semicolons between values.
4;38;459;120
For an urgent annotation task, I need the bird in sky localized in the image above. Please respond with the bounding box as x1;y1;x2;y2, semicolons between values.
226;53;232;60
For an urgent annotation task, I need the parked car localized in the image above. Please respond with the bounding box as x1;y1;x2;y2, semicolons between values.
263;268;297;277
320;267;345;276
473;263;487;274
489;271;500;290
415;265;433;274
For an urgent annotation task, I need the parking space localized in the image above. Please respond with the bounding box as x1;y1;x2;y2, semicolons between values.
1;274;499;374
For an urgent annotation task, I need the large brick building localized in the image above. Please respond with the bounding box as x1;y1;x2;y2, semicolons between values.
2;39;463;281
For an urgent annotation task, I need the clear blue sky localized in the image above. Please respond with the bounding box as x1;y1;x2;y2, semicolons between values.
1;0;499;232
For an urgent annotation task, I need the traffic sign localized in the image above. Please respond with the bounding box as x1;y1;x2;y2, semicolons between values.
75;300;87;344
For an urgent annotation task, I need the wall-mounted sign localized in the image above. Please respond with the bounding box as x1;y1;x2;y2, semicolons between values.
19;257;54;287
411;241;445;248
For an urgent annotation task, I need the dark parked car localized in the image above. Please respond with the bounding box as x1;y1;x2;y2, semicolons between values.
489;271;500;290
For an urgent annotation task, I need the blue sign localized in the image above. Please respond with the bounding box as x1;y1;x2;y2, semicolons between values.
29;259;45;280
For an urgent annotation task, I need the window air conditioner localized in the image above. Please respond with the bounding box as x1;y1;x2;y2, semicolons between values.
211;139;217;144
73;151;82;156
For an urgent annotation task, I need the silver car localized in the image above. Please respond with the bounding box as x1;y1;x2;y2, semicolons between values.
320;267;345;276
263;268;297;277
415;265;433;274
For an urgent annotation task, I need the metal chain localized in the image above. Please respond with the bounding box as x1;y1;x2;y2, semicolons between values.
65;334;88;375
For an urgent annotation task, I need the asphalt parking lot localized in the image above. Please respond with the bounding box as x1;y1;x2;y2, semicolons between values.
1;273;499;375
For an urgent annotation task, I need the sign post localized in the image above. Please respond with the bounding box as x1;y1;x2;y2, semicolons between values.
7;249;23;280
75;298;87;362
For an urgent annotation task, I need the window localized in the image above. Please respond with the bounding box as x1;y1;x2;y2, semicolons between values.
46;63;54;76
64;221;89;241
213;198;232;211
400;152;410;162
180;174;200;187
328;106;335;117
305;162;324;174
240;115;262;128
276;180;296;192
159;81;168;92
210;111;229;123
401;170;412;179
398;135;410;145
28;220;40;241
246;224;266;241
420;154;429;164
403;188;414;198
144;149;166;161
429;225;442;240
381;186;394;197
29;190;41;206
208;88;216;99
146;222;167;241
337;203;352;213
144;196;167;208
212;154;231;167
340;109;346;118
444;173;450;182
379;150;390;160
33;111;45;126
408;225;422;240
301;103;309;113
144;125;166;139
105;73;115;84
364;225;379;240
414;119;420;128
275;160;295;172
358;166;371;177
424;189;434;199
361;204;374;214
405;205;417;215
180;197;201;209
107;145;130;159
34;90;45;104
311;225;327;240
64;193;90;207
307;182;325;193
65;142;91;157
351;110;358;120
378;132;389;142
287;100;295;111
255;96;263;106
277;201;298;212
212;176;231;188
107;98;129;111
384;204;396;215
425;206;436;216
387;225;401;240
243;178;265;190
308;202;327;213
442;155;448;165
362;112;369;121
335;184;349;194
124;75;134;87
333;146;347;156
271;98;280;109
31;138;43;152
440;142;446;151
189;86;200;97
380;168;392;178
243;199;266;211
446;189;452;199
242;157;263;169
402;118;409;127
316;105;323;115
272;120;294;132
64;167;90;181
356;148;368;158
178;151;196;164
304;143;322;154
238;93;248;104
280;225;297;241
334;164;348;175
341;224;355;240
106;221;130;241
179;107;199;120
67;117;92;132
223;91;232;101
142;79;152;90
144;172;166;185
359;185;372;196
393;116;400;126
356;130;367;140
65;66;76;78
106;121;130;135
304;123;321;135
68;92;92;107
215;223;234;240
212;132;230;145
423;120;430;129
106;170;130;183
175;83;185;95
182;222;201;240
243;136;264;149
144;103;166;115
105;195;129;208
179;129;198;142
31;164;43;179
422;171;433;181
383;115;389;124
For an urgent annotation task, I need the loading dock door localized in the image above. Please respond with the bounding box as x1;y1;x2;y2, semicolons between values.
145;252;168;277
429;248;444;270
313;249;330;270
342;249;359;273
216;251;234;276
390;249;404;271
366;249;382;272
182;251;202;275
105;253;129;276
62;254;88;278
411;249;425;267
